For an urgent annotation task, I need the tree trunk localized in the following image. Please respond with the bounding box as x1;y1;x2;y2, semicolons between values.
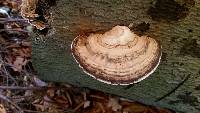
32;0;200;113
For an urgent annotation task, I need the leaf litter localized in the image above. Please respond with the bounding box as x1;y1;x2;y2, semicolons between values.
0;0;176;113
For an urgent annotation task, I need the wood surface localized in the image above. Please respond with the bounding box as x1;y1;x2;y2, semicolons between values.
32;0;200;112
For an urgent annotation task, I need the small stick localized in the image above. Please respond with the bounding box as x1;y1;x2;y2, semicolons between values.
0;55;18;85
0;18;28;22
66;92;72;106
73;102;84;112
0;29;29;33
8;95;33;99
156;74;190;102
97;102;106;113
0;86;70;90
23;109;54;113
0;86;44;90
23;109;75;113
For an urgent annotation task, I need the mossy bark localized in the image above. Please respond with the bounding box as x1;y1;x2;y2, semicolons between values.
32;0;200;112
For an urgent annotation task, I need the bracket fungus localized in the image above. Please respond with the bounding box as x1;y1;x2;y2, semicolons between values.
71;26;161;85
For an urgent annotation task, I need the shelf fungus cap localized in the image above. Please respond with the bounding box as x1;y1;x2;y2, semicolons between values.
71;26;161;85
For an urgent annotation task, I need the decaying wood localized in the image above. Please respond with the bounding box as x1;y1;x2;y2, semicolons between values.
32;0;200;113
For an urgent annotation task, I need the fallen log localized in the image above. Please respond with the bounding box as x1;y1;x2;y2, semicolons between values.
32;0;200;113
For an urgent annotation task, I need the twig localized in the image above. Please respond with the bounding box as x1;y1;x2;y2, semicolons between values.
97;102;106;113
5;63;34;76
66;92;72;106
0;29;29;33
0;55;18;85
0;93;24;113
23;109;56;113
0;18;28;22
8;95;33;99
23;108;76;113
0;86;46;90
0;86;70;90
73;101;84;112
155;74;190;102
3;64;18;84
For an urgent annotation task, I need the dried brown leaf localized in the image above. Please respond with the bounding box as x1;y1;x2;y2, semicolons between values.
47;89;55;98
31;20;47;30
0;104;6;113
53;95;69;106
20;0;38;19
12;57;27;71
83;101;91;108
107;97;122;112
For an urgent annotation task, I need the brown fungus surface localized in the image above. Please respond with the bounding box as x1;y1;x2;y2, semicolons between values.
71;26;161;85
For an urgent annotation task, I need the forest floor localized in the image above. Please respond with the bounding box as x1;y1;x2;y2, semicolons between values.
0;0;176;113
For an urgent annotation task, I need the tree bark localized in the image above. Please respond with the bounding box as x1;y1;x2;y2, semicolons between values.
32;0;200;112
